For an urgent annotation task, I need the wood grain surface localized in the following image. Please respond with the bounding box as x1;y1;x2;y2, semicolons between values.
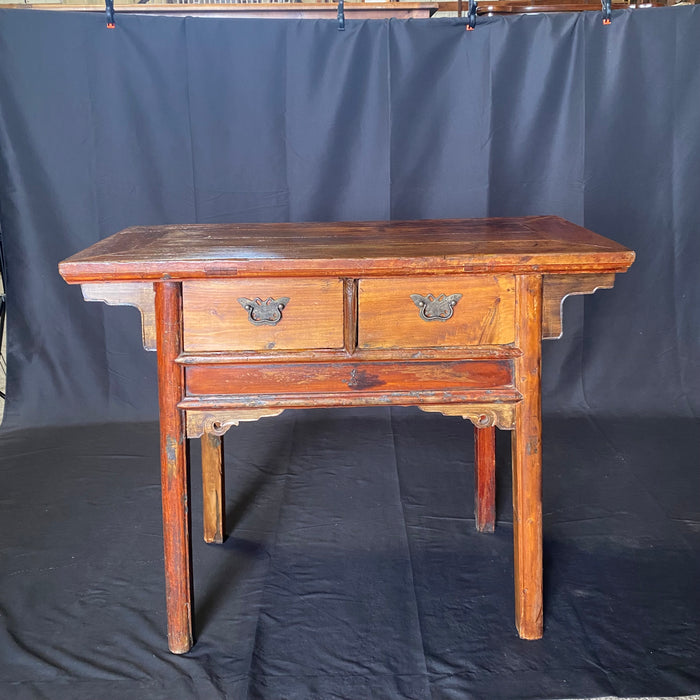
59;216;635;282
511;274;543;640
358;275;515;348
60;217;635;651
541;273;616;339
185;359;514;397
81;281;157;350
182;278;344;352
155;282;193;654
201;433;224;545
475;426;496;533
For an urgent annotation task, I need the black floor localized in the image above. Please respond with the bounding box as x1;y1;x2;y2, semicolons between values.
1;409;698;699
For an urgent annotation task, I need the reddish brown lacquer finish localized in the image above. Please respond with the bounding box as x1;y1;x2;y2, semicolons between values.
511;274;544;639
154;282;193;654
59;217;634;652
184;360;513;399
59;216;635;282
475;426;496;533
201;433;224;545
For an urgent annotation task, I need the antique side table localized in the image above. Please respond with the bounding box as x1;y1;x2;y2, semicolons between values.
59;216;635;653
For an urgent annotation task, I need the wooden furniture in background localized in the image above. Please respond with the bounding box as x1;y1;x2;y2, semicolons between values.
4;1;672;16
4;3;439;18
440;0;665;13
60;216;634;653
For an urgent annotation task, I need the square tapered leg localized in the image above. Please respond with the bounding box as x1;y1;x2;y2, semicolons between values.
155;281;194;654
474;426;496;532
202;433;225;544
511;274;543;640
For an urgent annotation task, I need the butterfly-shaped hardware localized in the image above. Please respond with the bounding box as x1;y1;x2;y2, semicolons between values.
409;293;463;322
237;296;290;326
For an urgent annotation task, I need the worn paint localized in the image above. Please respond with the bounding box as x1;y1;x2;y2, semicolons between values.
346;368;384;390
166;435;178;462
61;218;633;652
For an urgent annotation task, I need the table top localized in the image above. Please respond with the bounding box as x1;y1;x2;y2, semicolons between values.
59;216;635;282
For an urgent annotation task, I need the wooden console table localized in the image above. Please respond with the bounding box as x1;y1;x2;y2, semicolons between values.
59;217;634;654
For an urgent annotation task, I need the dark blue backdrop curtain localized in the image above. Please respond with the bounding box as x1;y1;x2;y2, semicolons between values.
1;7;698;429
1;10;700;700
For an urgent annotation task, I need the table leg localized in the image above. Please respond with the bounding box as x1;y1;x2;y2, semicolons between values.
511;274;543;640
202;433;225;544
155;281;193;654
474;426;496;532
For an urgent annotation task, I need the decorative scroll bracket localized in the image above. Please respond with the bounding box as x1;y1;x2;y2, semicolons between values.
541;273;616;340
186;409;285;439
238;296;290;326
81;282;156;351
410;293;463;322
419;403;516;430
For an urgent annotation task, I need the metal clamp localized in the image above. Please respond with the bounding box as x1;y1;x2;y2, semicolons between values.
410;293;463;322
237;296;290;326
337;0;345;31
106;0;115;28
467;0;478;30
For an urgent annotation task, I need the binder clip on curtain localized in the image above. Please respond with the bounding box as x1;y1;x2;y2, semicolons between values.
337;0;345;30
106;0;115;28
466;0;478;31
602;0;612;24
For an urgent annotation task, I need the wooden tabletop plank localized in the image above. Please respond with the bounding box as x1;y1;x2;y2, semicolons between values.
59;216;635;282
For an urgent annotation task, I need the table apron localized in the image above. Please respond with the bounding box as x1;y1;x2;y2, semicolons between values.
184;359;514;398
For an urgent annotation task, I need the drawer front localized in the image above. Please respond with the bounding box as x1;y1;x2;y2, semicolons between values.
358;275;515;349
182;278;344;352
185;360;513;396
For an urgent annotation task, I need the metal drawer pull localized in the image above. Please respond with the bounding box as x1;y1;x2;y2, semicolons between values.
410;293;463;322
237;296;290;326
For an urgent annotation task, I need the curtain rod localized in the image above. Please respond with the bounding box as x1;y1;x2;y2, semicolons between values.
4;1;666;31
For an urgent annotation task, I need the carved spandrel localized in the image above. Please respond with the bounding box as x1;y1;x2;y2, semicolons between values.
186;409;285;439
542;273;616;340
81;282;156;351
419;403;516;430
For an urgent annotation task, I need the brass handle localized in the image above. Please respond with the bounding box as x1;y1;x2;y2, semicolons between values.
410;293;463;322
237;296;290;326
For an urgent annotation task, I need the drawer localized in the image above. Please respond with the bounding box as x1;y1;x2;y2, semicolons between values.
182;278;344;352
185;359;514;396
358;275;515;349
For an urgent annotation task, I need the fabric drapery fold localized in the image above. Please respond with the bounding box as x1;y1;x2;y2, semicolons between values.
0;10;699;697
0;10;698;426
